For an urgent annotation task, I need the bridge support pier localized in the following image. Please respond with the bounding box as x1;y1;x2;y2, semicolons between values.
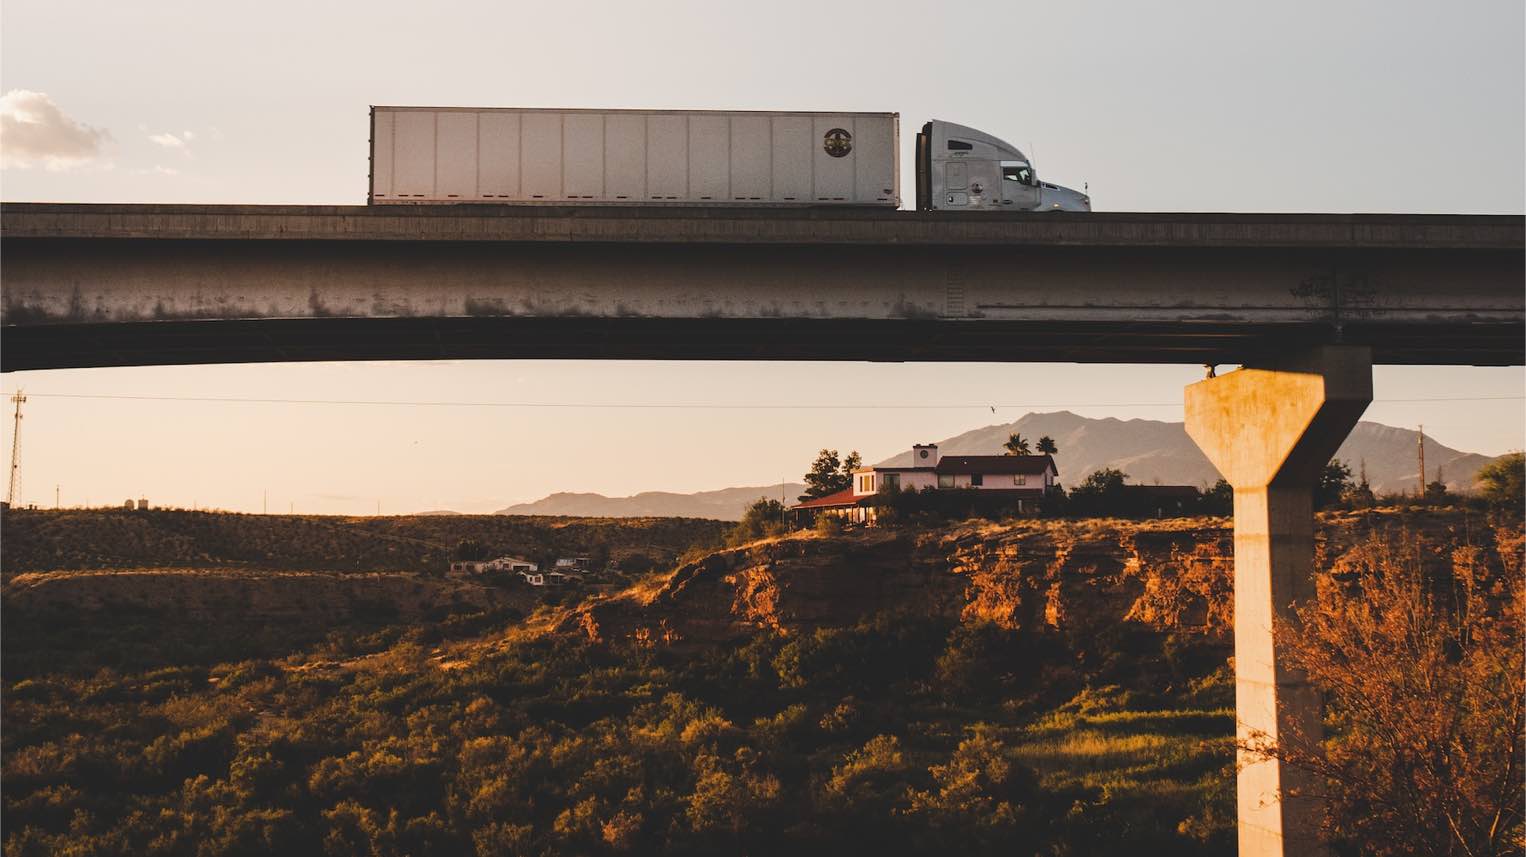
1184;345;1372;857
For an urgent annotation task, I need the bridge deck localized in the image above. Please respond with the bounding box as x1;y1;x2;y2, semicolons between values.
2;204;1521;370
4;203;1521;247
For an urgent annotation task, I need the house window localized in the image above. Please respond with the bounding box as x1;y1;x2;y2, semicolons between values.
971;474;983;486
1015;475;1027;486
938;474;955;489
859;474;874;493
883;473;900;490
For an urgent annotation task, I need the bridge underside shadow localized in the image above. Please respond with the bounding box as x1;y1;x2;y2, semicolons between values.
3;316;1521;371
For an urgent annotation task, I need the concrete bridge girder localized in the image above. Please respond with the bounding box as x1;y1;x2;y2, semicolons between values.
1;205;1522;370
2;241;1521;327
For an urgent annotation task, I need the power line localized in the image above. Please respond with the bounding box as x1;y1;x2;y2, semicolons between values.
1;391;1521;410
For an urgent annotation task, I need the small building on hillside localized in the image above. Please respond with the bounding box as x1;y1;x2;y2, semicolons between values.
449;555;538;576
791;443;1059;525
516;569;580;587
554;556;592;572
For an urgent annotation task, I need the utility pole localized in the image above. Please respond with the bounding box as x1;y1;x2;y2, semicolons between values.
263;490;267;515
7;390;25;507
55;484;60;509
1417;425;1426;497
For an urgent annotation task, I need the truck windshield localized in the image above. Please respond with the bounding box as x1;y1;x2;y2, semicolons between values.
1001;161;1035;186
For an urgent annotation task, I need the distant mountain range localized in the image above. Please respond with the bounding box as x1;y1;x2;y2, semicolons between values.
497;484;805;521
497;412;1506;521
875;411;1502;496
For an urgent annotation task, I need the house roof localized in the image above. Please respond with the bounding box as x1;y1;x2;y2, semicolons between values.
934;455;1057;476
791;487;866;510
854;455;1058;476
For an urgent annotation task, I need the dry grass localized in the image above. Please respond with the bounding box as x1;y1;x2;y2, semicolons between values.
1013;694;1234;795
1014;730;1173;773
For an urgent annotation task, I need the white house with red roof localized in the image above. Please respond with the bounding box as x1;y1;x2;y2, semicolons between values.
792;443;1058;524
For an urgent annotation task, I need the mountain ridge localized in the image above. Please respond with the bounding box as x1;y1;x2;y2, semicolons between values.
495;413;1507;520
497;483;805;521
876;411;1502;495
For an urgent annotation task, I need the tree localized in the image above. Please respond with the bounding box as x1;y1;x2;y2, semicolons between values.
729;498;787;545
1476;452;1524;509
1250;529;1523;856
1423;476;1451;505
1315;459;1353;510
800;449;861;500
1202;478;1233;516
1077;468;1127;494
1067;468;1129;517
1002;433;1031;456
1345;460;1377;509
452;539;489;561
1035;436;1058;456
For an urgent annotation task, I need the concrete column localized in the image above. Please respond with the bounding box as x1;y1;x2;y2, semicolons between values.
1184;346;1372;857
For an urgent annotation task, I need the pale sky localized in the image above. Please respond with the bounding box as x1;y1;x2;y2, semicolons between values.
1;0;1522;513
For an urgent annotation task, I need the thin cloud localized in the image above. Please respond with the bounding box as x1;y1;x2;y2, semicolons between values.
148;132;188;150
0;90;111;170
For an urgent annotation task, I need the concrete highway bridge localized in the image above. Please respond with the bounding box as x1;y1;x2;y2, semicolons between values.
3;202;1523;857
0;204;1520;369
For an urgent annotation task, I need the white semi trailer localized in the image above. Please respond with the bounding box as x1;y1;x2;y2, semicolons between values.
369;107;1089;212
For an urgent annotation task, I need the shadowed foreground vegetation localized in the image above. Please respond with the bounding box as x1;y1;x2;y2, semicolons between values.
0;508;730;577
2;507;1519;855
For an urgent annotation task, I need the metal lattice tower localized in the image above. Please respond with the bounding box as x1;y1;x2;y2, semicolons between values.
7;391;25;506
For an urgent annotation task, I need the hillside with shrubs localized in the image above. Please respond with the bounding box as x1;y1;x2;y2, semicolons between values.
0;508;729;577
2;503;1520;855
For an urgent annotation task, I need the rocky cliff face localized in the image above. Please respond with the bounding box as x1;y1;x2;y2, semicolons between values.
7;509;1500;666
561;530;959;646
559;519;1240;647
941;521;1235;640
559;508;1506;650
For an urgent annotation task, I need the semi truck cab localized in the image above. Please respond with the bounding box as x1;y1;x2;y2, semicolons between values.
915;120;1090;212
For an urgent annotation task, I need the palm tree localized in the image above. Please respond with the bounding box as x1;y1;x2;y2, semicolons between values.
1003;433;1031;456
1036;436;1058;455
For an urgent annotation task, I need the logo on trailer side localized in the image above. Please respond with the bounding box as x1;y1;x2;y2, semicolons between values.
822;128;853;158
